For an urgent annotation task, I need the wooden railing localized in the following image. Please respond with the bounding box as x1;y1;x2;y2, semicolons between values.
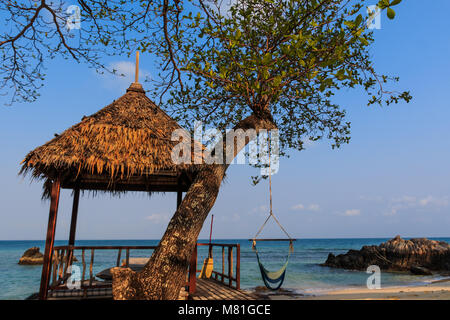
46;243;240;297
187;243;240;294
49;245;157;291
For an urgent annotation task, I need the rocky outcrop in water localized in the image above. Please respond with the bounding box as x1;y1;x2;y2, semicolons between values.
18;247;78;266
18;247;44;265
322;236;450;275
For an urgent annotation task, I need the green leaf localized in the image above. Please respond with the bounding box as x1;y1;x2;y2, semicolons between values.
235;29;241;39
390;0;402;6
273;76;282;86
378;0;390;9
387;8;396;19
336;69;345;80
262;53;272;65
344;21;355;29
360;37;369;46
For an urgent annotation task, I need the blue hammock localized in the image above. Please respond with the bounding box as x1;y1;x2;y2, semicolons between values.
255;249;291;290
252;240;293;290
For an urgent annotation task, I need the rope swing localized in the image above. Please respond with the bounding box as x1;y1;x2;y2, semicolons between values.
251;132;295;290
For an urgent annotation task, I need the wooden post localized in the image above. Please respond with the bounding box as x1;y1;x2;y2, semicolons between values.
68;188;80;246
81;249;86;282
116;248;122;267
228;246;233;287
39;178;61;300
52;250;59;286
135;51;140;83
177;190;182;209
222;247;225;283
66;188;80;272
89;249;95;287
208;215;214;258
188;244;197;294
126;248;130;267
236;244;240;289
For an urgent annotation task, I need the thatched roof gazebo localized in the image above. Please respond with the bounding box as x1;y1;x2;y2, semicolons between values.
20;57;201;299
21;81;197;195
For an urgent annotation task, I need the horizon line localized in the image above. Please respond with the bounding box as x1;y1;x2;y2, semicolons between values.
1;235;450;242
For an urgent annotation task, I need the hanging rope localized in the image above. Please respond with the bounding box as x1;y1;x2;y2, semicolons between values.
251;132;294;290
252;133;294;251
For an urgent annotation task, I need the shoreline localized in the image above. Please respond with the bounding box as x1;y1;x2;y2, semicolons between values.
254;278;450;300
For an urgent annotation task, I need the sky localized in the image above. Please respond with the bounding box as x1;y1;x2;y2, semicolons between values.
0;1;449;240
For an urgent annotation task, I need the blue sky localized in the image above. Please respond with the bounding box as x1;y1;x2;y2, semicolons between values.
1;1;449;240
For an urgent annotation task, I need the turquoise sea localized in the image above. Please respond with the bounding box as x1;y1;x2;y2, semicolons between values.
1;238;448;300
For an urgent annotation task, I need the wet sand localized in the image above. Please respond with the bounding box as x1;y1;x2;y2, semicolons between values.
261;279;450;300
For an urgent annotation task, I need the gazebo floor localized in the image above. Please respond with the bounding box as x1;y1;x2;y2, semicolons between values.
48;287;112;300
190;279;259;300
37;278;258;300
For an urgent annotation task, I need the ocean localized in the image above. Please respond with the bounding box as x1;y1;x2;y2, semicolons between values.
1;238;448;300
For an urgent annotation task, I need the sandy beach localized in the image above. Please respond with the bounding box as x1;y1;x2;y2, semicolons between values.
264;279;450;300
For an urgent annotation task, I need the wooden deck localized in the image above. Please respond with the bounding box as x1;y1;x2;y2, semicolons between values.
43;278;258;300
190;279;258;300
39;243;249;300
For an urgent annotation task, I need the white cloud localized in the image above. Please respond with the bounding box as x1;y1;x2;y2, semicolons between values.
248;205;269;217
344;209;361;216
99;60;151;91
209;0;236;16
359;195;384;202
291;204;305;210
393;195;417;204
291;203;320;212
145;213;170;224
386;195;449;216
251;205;268;213
418;195;448;207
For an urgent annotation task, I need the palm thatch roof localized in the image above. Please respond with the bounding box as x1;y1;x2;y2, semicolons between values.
20;82;202;196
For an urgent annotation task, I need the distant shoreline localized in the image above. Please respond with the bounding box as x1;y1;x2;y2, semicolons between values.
1;236;449;241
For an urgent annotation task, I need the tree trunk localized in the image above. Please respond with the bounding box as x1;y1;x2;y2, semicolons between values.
111;114;275;300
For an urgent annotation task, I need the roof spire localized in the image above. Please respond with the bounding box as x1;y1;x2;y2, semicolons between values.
127;50;145;93
135;50;140;83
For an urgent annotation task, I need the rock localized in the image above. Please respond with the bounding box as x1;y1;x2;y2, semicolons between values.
18;247;78;265
410;265;433;276
322;236;450;275
18;247;44;265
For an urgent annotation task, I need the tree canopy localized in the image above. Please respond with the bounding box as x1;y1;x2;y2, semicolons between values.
1;0;410;155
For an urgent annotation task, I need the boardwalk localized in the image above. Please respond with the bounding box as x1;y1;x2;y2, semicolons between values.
190;279;259;300
43;279;258;300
